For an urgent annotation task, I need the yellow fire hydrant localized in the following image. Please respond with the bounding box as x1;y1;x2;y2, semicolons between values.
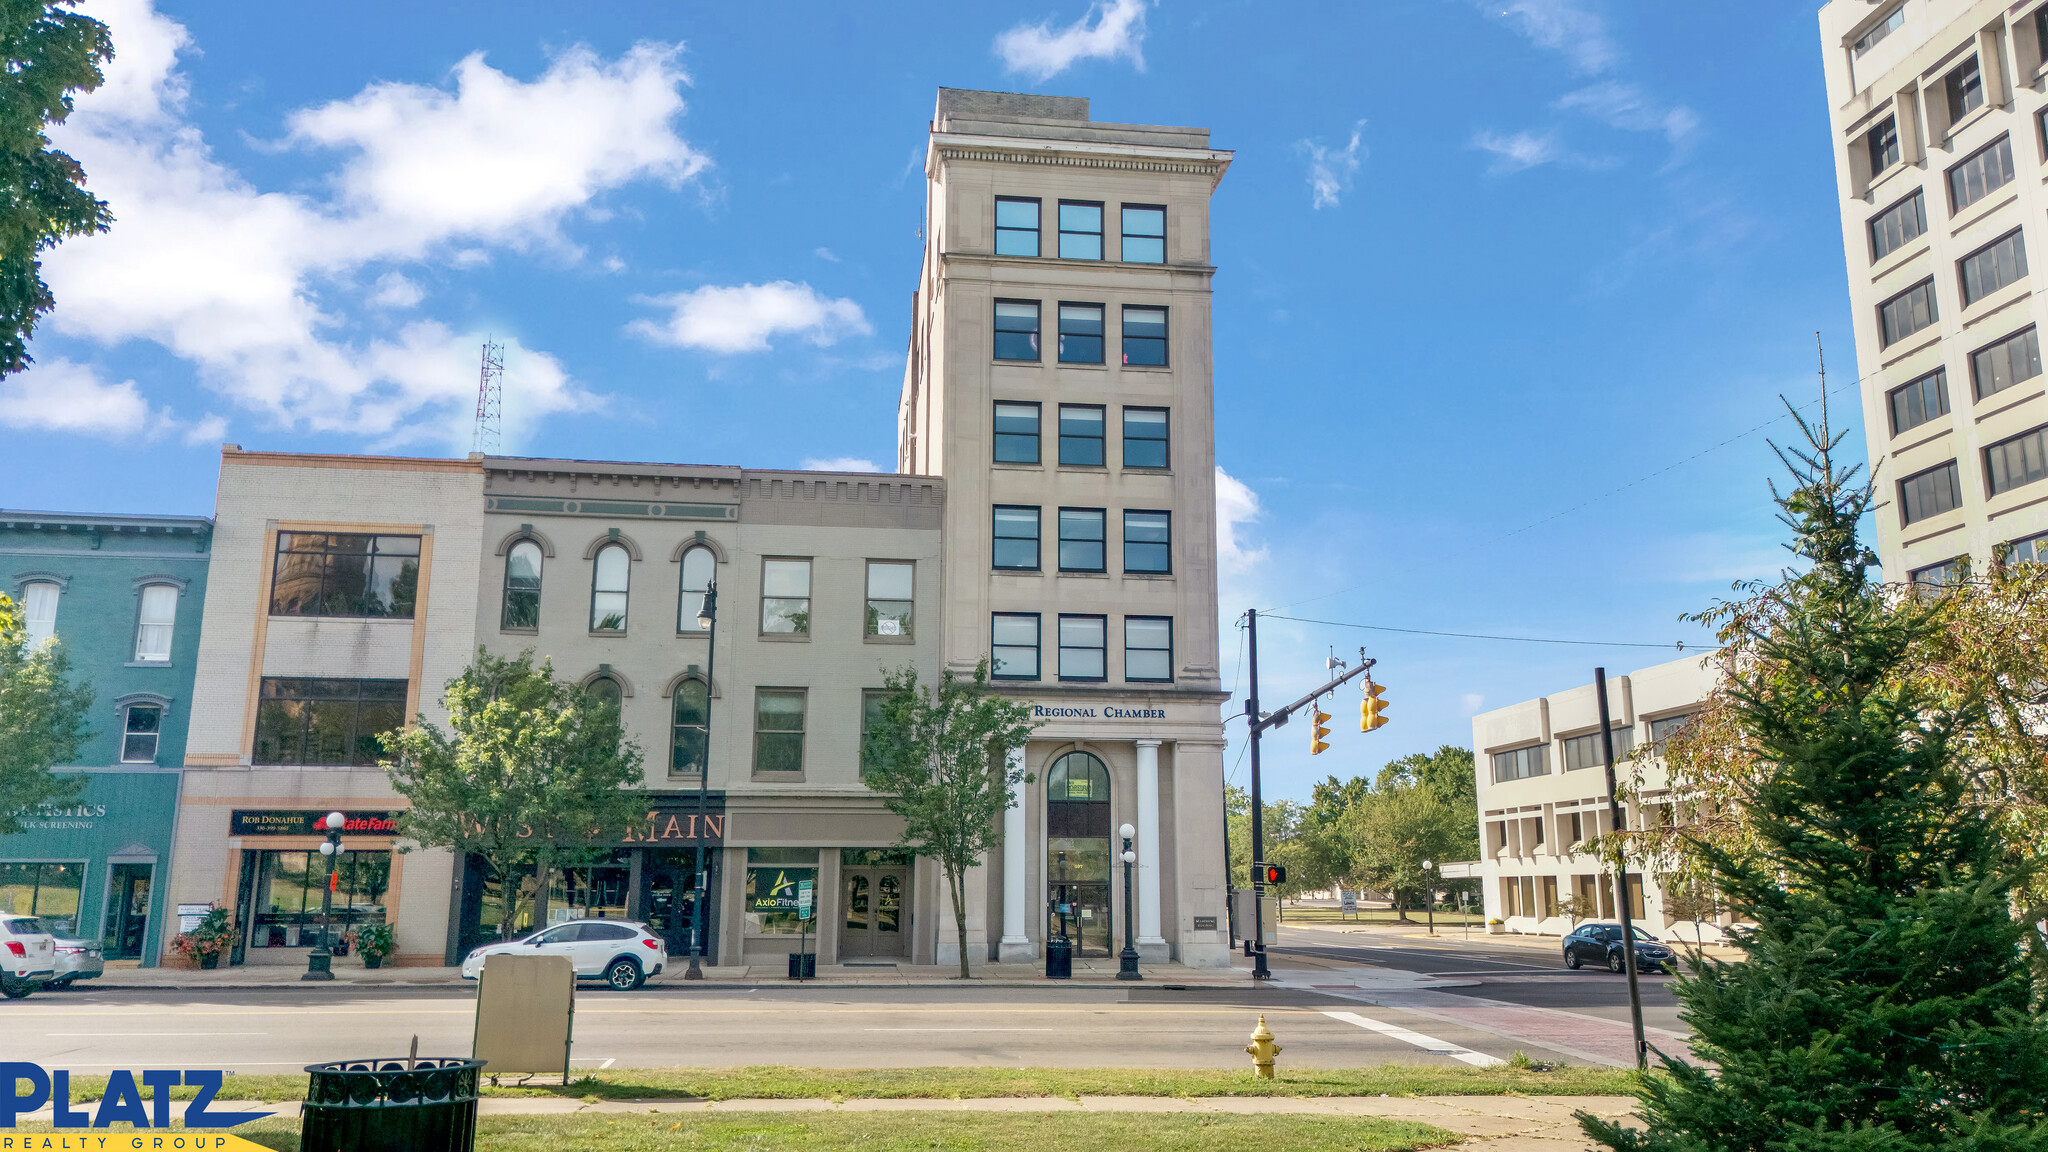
1245;1014;1281;1079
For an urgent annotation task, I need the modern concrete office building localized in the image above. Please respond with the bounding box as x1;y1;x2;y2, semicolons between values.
1823;1;2048;581
899;89;1233;966
1469;654;1720;939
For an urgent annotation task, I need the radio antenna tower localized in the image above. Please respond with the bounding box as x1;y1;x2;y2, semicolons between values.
473;337;504;453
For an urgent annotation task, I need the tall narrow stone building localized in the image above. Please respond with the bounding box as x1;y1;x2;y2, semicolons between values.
899;89;1233;966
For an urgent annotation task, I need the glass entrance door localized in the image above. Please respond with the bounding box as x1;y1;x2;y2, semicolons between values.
102;864;153;960
639;850;713;960
1047;883;1112;956
840;868;907;958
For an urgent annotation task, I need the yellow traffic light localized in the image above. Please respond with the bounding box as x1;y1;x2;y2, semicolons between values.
1309;706;1331;755
1362;682;1390;731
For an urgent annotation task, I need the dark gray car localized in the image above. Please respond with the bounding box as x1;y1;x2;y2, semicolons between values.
1562;922;1675;973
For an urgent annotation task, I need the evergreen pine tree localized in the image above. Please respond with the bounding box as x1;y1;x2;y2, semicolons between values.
1582;403;2048;1150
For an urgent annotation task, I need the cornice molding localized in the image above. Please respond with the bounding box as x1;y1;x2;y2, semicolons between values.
934;144;1226;180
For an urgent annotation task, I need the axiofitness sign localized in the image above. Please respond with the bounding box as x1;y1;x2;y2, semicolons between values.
2;1064;272;1149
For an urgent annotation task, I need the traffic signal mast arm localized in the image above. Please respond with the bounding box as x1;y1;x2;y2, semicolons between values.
1246;657;1375;734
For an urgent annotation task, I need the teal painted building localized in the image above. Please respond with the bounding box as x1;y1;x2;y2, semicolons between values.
2;511;211;965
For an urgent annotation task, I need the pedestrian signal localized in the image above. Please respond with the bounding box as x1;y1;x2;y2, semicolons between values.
1262;864;1287;885
1363;682;1390;731
1309;706;1331;755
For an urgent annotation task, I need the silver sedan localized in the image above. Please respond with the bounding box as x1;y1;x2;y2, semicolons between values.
48;936;105;987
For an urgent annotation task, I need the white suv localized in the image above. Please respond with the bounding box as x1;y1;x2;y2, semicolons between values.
460;919;666;990
1;915;57;999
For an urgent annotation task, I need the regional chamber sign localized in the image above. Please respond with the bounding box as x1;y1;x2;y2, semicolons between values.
229;810;399;836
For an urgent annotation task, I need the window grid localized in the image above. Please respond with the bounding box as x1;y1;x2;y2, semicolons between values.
122;703;162;763
1960;229;2028;305
1058;404;1106;466
1879;279;1937;347
1120;205;1165;263
1889;369;1949;435
502;540;542;630
991;612;1041;680
994;401;1041;464
1058;303;1105;364
760;558;812;635
670;678;708;777
753;688;806;774
1123;510;1171;574
992;506;1041;571
1491;744;1548;783
1867;116;1899;175
993;300;1041;361
21;581;57;647
271;532;422;619
1121;306;1167;366
2008;532;2048;564
1562;727;1635;772
1947;56;1984;123
995;197;1040;257
134;584;177;662
590;543;629;632
865;560;913;638
1122;407;1169;469
1057;614;1107;681
1058;201;1103;260
1986;426;2048;496
1972;326;2041;400
1911;557;1969;589
1058;508;1107;572
1852;5;1902;56
1124;616;1173;682
1869;189;1925;262
1949;135;2015;212
678;544;714;632
254;678;408;766
1900;461;1963;525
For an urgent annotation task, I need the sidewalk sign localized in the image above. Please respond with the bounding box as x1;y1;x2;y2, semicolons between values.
474;953;574;1080
1339;890;1358;919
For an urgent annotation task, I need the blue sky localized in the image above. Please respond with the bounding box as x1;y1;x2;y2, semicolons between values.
0;0;1860;802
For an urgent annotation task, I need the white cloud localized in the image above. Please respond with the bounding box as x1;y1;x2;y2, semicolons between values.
1486;0;1617;75
801;456;882;473
629;281;870;354
1216;466;1267;579
1470;129;1613;176
1556;81;1699;156
995;0;1148;82
1301;121;1366;209
1460;693;1487;717
0;359;156;436
36;0;697;448
813;247;840;263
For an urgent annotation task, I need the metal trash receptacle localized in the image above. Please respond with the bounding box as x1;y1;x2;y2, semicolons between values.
787;952;816;979
300;1056;485;1152
1045;936;1073;979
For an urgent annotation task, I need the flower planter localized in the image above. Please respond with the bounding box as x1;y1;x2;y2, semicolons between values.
199;953;220;969
363;955;384;969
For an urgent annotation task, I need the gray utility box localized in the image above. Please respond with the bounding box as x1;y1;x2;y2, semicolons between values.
1228;890;1279;945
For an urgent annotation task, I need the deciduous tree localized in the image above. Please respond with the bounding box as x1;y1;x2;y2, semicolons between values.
0;591;89;835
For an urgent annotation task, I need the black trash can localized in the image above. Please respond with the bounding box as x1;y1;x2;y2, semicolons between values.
1045;936;1073;980
300;1056;485;1152
787;952;816;979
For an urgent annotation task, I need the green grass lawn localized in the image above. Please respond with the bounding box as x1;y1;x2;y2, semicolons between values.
1276;907;1485;926
215;1111;1462;1152
52;1063;1642;1104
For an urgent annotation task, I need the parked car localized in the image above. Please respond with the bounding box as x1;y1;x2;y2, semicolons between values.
459;919;665;990
1562;921;1676;974
48;936;105;988
1;915;58;999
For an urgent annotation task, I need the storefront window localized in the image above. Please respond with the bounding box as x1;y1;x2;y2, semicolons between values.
0;862;85;935
745;847;818;936
549;851;631;923
246;849;390;948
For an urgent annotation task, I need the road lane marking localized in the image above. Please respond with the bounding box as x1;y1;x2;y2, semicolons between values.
47;1032;268;1037
1321;1010;1505;1067
861;1028;1057;1032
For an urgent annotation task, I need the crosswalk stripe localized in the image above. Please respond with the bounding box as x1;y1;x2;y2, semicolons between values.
1321;1010;1506;1067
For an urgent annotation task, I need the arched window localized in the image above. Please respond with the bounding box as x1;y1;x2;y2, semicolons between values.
679;545;715;631
588;675;623;711
503;540;543;630
1046;751;1113;955
671;678;709;776
591;544;629;631
21;581;59;647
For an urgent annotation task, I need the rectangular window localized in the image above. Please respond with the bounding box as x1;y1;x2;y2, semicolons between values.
1869;189;1926;261
1057;303;1104;364
1124;616;1172;682
1986;426;2048;496
1911;557;1968;589
1853;5;1903;56
1491;744;1548;783
1058;201;1103;260
1122;407;1168;469
270;533;422;618
865;560;913;638
1123;510;1171;573
995;197;1040;257
1947;56;1984;123
1562;727;1635;772
1889;368;1950;434
1879;279;1937;347
254;678;408;766
1899;460;1963;524
1971;326;2041;399
1058;404;1105;466
1867;115;1899;175
21;581;57;647
744;853;818;936
1949;135;2015;212
1648;713;1695;748
1961;230;2028;305
993;300;1041;361
1059;508;1106;572
0;862;85;936
1121;204;1165;263
1057;615;1107;681
992;506;1041;570
134;584;178;662
994;401;1041;463
122;703;162;763
753;688;806;774
2009;532;2048;563
760;558;811;635
991;612;1040;680
1121;306;1167;366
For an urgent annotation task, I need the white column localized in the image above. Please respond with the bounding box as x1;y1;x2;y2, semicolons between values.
998;745;1032;960
1136;740;1164;947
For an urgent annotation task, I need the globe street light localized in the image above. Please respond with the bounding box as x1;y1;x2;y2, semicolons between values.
302;811;346;982
686;580;718;980
1117;822;1141;981
1422;859;1436;937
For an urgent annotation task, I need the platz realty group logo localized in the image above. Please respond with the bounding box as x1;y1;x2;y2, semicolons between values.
3;1065;272;1150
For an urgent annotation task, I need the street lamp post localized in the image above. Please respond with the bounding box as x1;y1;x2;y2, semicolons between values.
1422;860;1436;936
1117;823;1141;981
302;811;346;982
687;580;719;981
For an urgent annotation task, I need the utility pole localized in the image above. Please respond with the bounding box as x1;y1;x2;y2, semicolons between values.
1240;607;1374;981
1595;667;1648;1070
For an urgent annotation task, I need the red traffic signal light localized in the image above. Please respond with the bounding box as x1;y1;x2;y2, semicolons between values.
1262;864;1287;886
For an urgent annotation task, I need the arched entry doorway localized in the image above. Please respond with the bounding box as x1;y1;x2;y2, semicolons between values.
1046;751;1112;956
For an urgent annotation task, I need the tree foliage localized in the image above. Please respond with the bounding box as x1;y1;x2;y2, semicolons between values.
1581;401;2048;1150
1258;746;1481;916
0;0;114;374
0;590;89;835
860;660;1035;979
382;649;645;942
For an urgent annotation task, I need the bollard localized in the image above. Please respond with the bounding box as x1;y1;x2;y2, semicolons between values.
1244;1014;1282;1079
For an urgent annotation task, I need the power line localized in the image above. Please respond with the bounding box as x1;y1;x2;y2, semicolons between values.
1261;613;1700;650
